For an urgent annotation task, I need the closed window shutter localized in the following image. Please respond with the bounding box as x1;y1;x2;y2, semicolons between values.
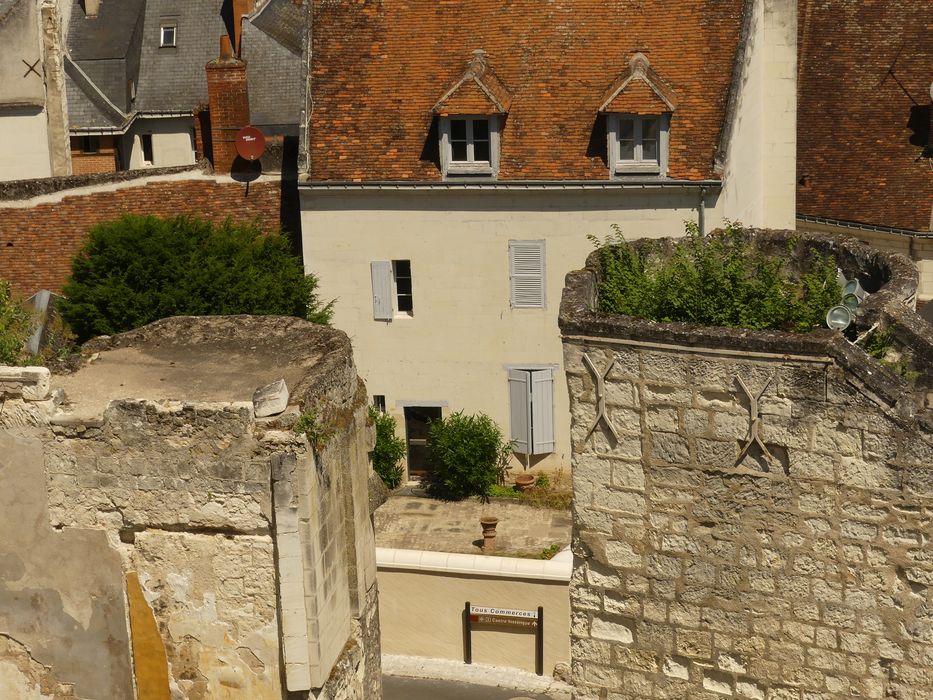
508;368;531;453
371;261;392;320
509;240;546;308
530;369;555;454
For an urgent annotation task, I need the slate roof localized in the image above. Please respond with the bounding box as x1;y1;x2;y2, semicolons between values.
797;0;933;233
308;0;745;182
64;57;127;130
65;0;303;131
242;18;303;129
249;0;303;56
132;0;226;112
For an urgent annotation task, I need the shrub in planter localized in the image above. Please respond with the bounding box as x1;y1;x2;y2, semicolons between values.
60;214;333;343
369;406;406;489
425;411;512;501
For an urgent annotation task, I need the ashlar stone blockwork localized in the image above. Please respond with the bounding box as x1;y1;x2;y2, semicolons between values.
560;231;933;700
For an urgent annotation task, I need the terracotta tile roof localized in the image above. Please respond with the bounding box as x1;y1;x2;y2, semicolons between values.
599;54;678;114
434;50;512;115
309;0;745;182
797;0;933;232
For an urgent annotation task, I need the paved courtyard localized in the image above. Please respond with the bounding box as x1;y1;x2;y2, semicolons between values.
375;492;572;556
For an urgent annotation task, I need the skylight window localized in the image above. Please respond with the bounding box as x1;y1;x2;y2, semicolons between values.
160;23;176;48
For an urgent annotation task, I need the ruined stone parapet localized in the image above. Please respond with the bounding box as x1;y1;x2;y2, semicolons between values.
560;230;933;700
0;315;382;699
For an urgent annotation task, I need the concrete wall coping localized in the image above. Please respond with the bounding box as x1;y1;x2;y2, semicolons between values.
376;547;572;582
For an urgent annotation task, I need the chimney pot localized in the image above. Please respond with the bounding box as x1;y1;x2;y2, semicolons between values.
219;35;234;61
85;0;100;18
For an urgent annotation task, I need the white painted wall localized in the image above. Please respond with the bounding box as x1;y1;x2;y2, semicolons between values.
125;117;196;170
720;0;797;229
0;108;52;181
301;187;727;476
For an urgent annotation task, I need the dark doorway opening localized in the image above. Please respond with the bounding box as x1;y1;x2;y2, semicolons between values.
404;406;441;478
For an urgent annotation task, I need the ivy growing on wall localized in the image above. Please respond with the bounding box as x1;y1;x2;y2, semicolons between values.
590;222;840;333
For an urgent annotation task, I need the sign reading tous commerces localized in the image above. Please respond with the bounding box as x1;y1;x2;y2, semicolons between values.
463;602;544;675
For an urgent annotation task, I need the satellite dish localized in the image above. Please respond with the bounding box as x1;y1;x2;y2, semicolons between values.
235;126;266;161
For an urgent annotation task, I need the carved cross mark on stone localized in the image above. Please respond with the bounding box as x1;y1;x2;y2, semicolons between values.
583;353;619;441
736;375;775;466
22;59;41;79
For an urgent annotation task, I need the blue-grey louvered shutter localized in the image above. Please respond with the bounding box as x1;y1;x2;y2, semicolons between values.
530;369;555;454
509;240;546;308
371;261;392;320
508;368;531;453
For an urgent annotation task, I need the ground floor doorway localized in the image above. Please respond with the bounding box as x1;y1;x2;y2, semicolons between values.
403;406;442;479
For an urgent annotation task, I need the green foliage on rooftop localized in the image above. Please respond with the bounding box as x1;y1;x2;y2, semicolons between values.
591;222;840;333
60;215;333;343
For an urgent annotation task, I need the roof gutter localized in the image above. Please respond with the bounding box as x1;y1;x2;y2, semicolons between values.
797;214;933;239
298;179;723;191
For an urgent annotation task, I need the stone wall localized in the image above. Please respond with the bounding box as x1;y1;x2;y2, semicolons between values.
0;316;383;699
560;231;933;699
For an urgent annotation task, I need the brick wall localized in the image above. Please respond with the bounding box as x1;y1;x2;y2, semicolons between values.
0;176;283;297
70;152;118;176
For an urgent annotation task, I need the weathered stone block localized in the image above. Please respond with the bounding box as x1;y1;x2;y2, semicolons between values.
650;432;690;464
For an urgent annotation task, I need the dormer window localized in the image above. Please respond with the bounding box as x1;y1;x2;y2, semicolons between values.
160;23;177;48
440;116;499;177
433;50;512;180
599;53;677;178
608;113;669;175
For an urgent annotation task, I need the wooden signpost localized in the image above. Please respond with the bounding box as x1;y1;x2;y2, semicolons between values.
463;602;544;676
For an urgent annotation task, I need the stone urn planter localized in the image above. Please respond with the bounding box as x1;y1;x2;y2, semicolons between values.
514;473;535;492
479;516;499;551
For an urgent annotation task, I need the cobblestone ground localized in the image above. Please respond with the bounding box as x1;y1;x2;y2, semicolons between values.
375;493;571;556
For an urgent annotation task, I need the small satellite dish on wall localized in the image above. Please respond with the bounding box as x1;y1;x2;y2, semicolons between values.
235;126;266;161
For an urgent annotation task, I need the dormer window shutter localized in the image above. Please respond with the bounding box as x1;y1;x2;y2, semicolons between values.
509;240;546;309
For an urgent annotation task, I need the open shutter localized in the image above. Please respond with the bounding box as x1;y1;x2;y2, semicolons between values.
371;261;392;320
530;369;555;454
508;369;531;453
509;240;546;308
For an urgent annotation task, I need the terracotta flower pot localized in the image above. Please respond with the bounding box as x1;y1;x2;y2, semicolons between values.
514;473;535;492
480;516;499;551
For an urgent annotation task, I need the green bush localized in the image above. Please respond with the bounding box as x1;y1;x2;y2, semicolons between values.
369;406;406;489
60;215;333;342
425;411;512;501
591;222;840;333
0;280;31;365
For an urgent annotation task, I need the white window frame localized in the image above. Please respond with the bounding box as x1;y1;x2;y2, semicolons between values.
371;259;413;321
607;113;669;176
439;115;500;178
391;259;413;318
160;23;177;48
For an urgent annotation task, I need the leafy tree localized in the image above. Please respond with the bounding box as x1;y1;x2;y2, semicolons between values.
60;215;332;342
369;406;406;489
0;280;31;365
425;411;512;501
591;222;839;332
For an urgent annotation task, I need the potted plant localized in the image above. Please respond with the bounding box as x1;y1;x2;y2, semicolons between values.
514;472;535;492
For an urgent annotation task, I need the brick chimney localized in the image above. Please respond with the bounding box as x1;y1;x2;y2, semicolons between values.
85;0;100;18
205;35;250;174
